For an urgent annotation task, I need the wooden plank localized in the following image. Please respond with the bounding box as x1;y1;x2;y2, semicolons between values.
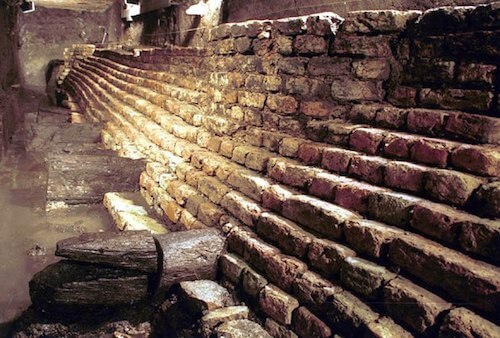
46;154;145;204
56;230;158;273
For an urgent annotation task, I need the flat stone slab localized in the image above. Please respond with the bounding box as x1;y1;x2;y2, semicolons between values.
179;280;235;315
201;306;250;337
46;155;145;205
30;260;149;311
55;230;158;273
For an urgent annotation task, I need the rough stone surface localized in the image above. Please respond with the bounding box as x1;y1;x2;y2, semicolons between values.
179;280;235;315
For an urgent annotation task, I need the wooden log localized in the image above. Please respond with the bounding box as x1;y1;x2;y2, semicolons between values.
155;228;226;291
55;230;158;273
46;154;145;204
30;260;149;312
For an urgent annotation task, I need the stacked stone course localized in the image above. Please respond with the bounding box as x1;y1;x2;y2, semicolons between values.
64;3;499;337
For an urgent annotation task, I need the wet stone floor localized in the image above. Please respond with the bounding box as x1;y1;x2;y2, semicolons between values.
0;114;112;329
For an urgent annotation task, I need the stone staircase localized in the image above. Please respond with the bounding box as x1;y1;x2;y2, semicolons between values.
63;4;499;337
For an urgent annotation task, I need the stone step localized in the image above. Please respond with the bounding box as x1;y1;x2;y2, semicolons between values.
70;66;499;263
103;191;169;234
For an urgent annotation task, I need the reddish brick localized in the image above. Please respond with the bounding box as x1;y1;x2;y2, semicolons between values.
383;134;413;159
334;181;383;214
349;128;386;155
388;234;500;312
227;226;280;268
293;307;332;338
264;254;308;292
349;155;388;185
459;215;500;262
300;100;335;119
384;276;452;333
410;139;451;168
268;158;321;189
388;86;417;107
265;319;298;338
445;112;500;144
308;238;356;278
298;143;325;165
221;191;263;226
384;161;427;193
450;145;500;177
407;108;448;136
293;271;342;312
256;213;313;259
374;105;408;129
295;35;328;54
259;285;299;325
368;191;421;227
262;185;295;213
321;148;357;174
267;94;299;115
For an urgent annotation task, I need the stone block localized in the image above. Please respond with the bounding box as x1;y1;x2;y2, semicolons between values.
384;161;427;193
349;128;386;155
279;137;302;157
293;307;332;338
340;257;397;299
383;277;452;333
262;184;294;213
235;37;252;54
321;147;357;174
294;35;328;55
198;176;230;204
352;59;390;80
227;226;280;268
242;265;268;297
201;306;249;337
407;108;448;136
221;191;263;227
309;172;352;201
300;100;335;119
227;169;271;202
373;106;408;129
267;158;321;189
457;63;496;86
197;202;225;228
450;145;500;177
387;86;417;107
333;34;393;57
308;238;356;277
285;77;312;95
256;212;313;258
331;79;384;101
445;112;500;144
410;138;452;168
439;307;500;338
388;234;500;312
344;220;404;258
368;191;421;227
420;88;493;112
297;142;325;165
179;280;235;315
469;181;500;219
278;57;308;75
259;285;299;325
293;271;341;312
216;319;272;338
424;169;485;206
238;91;266;109
306;13;343;36
219;253;246;283
343;10;421;33
282;195;358;239
308;56;351;77
264;254;308;291
334;181;383;214
349;155;387;185
265;318;298;338
266;94;298;115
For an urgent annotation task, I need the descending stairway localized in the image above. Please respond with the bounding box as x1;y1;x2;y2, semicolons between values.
63;4;499;337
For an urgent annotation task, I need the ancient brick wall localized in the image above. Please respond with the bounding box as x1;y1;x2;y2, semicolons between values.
64;3;499;337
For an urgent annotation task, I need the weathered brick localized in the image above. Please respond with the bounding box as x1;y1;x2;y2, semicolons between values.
365;316;413;338
264;254;308;291
232;145;254;165
275;34;294;55
469;181;500;219
332;79;384;101
219;253;246;284
340;257;397;299
238;91;267;109
368;191;421;227
450;145;500;177
197;202;225;227
268;158;321;189
382;133;413;159
294;35;328;54
349;155;387;185
333;34;393;57
282;195;358;239
424;169;485;206
383;277;452;333
256;213;313;258
308;238;356;278
242;265;268;297
293;307;332;338
445;112;500;144
373;105;408;129
278;57;308;75
266;94;298;115
343;10;420;33
227;226;279;267
321;147;356;174
388;234;500;312
308;56;351;77
286;77;312;95
349;128;386;155
275;17;307;35
334;181;383;214
384;161;427;193
410;139;451;168
388;86;417;107
300;100;335;119
457;63;496;85
439;307;500;338
344;220;404;258
309;172;353;201
420;88;493;112
407;108;448;136
262;184;295;212
293;270;342;312
279;137;302;157
297;142;325;165
259;285;299;325
221;191;263;227
235;36;252;54
352;59;390;80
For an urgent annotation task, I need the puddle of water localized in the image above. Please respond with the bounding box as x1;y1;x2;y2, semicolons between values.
0;152;112;324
